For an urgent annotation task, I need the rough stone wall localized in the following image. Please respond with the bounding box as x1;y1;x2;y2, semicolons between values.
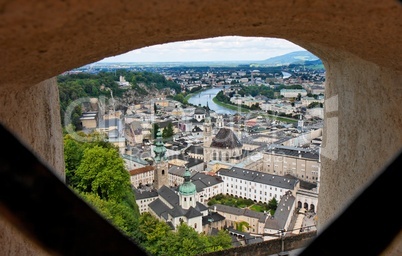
319;52;402;228
0;78;63;255
0;78;64;179
0;0;401;255
204;232;316;256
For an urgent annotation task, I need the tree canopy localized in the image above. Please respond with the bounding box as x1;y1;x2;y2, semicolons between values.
137;213;232;256
64;133;140;239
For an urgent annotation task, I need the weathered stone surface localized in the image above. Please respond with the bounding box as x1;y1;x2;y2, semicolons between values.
0;0;401;255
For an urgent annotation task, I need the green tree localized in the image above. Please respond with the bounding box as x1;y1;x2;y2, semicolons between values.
162;122;174;140
138;213;173;255
268;197;278;216
64;133;140;242
173;93;187;104
235;221;250;232
207;229;232;252
74;146;130;201
79;192;139;239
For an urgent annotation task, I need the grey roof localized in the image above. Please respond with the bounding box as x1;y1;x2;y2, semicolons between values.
169;205;186;218
168;166;198;178
194;107;206;114
167;153;189;161
195;202;209;212
202;212;225;226
191;173;223;191
149;198;171;218
211;204;267;223
217;167;299;190
246;237;264;245
98;118;121;128
185;206;203;218
264;192;296;230
192;126;203;133
150;186;205;220
158;185;179;207
273;193;295;229
122;154;149;165
229;228;264;245
211;204;244;216
134;189;158;200
186;145;204;155
186;158;204;168
266;144;320;160
243;209;268;223
210;128;243;149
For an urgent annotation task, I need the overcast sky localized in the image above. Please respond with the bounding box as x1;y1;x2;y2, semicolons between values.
98;36;306;63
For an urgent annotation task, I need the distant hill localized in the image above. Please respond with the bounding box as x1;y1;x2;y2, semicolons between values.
255;50;320;66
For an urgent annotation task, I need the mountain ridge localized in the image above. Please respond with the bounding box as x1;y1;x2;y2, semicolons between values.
253;50;320;66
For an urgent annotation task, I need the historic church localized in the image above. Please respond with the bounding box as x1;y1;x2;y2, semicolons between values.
148;129;210;233
203;110;244;164
148;169;209;233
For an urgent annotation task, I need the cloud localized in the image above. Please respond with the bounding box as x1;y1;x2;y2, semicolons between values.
99;36;305;63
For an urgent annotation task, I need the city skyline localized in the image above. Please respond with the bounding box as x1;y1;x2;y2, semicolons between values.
98;36;306;63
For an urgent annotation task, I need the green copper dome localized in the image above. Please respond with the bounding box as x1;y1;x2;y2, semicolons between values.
179;168;196;195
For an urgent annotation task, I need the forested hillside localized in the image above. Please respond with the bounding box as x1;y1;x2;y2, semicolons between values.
57;70;181;129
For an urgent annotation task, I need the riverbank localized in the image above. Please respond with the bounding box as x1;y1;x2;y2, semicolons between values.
260;113;298;123
212;97;250;113
212;97;298;123
184;87;212;102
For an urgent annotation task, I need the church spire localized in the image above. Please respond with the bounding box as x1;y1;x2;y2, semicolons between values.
153;128;166;163
206;101;210;117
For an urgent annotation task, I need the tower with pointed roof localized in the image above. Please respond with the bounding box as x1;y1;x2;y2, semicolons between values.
203;103;212;148
179;167;197;209
153;128;169;190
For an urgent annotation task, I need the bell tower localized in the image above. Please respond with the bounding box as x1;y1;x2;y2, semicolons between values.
203;103;212;148
179;167;197;210
153;128;169;190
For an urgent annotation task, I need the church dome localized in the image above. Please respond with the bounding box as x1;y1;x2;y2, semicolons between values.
179;168;196;195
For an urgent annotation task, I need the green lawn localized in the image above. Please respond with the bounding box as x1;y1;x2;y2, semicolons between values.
250;204;265;212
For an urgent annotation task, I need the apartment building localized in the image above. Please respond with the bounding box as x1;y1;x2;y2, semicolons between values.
262;145;320;183
217;167;299;204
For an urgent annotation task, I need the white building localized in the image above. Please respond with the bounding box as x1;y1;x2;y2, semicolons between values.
217;167;300;204
280;89;307;98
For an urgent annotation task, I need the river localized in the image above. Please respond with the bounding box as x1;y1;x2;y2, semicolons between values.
187;87;237;115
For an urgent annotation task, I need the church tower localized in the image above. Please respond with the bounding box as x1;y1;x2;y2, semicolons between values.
153;128;169;190
216;115;224;129
179;168;197;210
203;102;212;148
297;114;304;132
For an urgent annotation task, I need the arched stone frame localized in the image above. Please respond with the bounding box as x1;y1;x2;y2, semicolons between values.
0;1;401;255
